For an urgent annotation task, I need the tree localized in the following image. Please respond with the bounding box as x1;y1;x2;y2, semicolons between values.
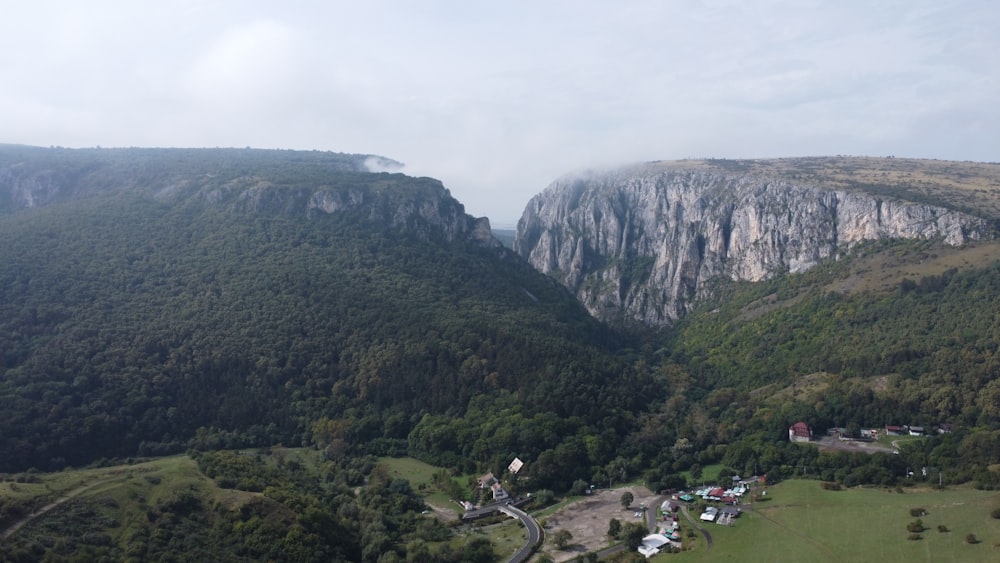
462;536;495;563
623;522;647;549
552;529;573;550
689;463;703;482
620;491;634;510
607;518;622;539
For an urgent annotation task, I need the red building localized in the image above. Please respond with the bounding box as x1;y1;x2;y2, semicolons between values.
788;422;812;442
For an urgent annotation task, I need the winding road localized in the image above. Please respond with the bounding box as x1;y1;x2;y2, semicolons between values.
679;504;714;549
499;504;542;563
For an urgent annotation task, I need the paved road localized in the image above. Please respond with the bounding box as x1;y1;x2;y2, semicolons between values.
500;504;542;563
646;495;668;532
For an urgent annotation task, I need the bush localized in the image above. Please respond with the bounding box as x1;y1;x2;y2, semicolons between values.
820;482;842;491
620;491;634;510
906;519;925;533
991;507;1000;519
937;525;949;533
909;507;926;517
552;529;573;550
965;533;979;544
907;533;922;541
607;518;622;539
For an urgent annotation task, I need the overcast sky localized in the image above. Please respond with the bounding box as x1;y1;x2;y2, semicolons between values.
2;1;997;225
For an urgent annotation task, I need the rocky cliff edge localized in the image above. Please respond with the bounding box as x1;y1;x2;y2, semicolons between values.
515;158;998;325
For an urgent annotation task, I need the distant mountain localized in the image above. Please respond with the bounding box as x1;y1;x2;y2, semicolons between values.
0;145;642;473
491;228;516;248
515;157;1000;325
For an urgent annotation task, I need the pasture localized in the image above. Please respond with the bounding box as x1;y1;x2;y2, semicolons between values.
669;479;1000;562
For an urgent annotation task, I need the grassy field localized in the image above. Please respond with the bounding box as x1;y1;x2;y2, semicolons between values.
376;456;476;518
375;456;534;560
681;464;728;487
666;479;1000;562
0;454;269;556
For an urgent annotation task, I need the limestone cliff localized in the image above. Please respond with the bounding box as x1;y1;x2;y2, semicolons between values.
0;145;498;247
515;158;997;325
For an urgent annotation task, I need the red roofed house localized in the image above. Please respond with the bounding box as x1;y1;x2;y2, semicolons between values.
788;422;812;443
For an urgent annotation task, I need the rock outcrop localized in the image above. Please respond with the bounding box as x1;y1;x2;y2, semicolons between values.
0;145;499;247
515;160;994;325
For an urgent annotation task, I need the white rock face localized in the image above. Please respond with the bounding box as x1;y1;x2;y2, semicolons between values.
515;166;990;325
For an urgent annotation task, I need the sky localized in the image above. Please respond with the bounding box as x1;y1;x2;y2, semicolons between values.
2;1;997;225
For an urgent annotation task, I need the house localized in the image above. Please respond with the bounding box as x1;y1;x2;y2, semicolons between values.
884;425;905;436
660;500;680;514
908;426;925;436
700;506;719;522
720;506;741;518
938;423;954;434
860;428;879;439
491;482;509;501
638;534;671;558
789;422;812;443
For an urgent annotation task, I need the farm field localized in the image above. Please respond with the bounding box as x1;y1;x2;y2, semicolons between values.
668;479;1000;563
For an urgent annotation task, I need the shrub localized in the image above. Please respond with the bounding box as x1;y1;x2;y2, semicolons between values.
907;533;922;541
820;482;842;491
620;491;634;509
966;533;979;544
937;525;949;533
906;519;925;533
552;529;573;550
607;518;622;539
909;507;926;517
991;507;1000;519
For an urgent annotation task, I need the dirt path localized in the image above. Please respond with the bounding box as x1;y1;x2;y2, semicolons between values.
0;476;126;541
679;504;713;549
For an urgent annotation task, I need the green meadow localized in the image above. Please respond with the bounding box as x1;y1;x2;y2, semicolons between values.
668;480;1000;563
377;456;474;518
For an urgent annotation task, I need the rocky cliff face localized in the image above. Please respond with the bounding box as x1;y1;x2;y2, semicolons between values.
0;145;498;247
515;161;993;325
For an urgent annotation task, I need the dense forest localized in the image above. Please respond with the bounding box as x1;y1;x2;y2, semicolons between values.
3;146;1000;560
0;186;653;474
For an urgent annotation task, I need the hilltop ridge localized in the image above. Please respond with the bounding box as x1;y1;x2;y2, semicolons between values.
515;156;1000;324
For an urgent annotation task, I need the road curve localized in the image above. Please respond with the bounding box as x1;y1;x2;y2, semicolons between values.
500;504;542;563
679;504;713;549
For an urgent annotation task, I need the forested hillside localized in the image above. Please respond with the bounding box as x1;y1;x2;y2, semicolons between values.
0;148;653;475
4;147;1000;562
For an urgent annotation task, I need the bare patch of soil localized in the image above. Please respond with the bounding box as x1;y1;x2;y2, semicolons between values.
814;436;896;455
536;485;658;562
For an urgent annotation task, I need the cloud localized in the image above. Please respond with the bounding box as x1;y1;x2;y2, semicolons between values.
0;0;997;223
185;20;301;108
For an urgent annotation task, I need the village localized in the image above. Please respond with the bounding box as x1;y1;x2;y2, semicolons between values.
449;421;947;560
